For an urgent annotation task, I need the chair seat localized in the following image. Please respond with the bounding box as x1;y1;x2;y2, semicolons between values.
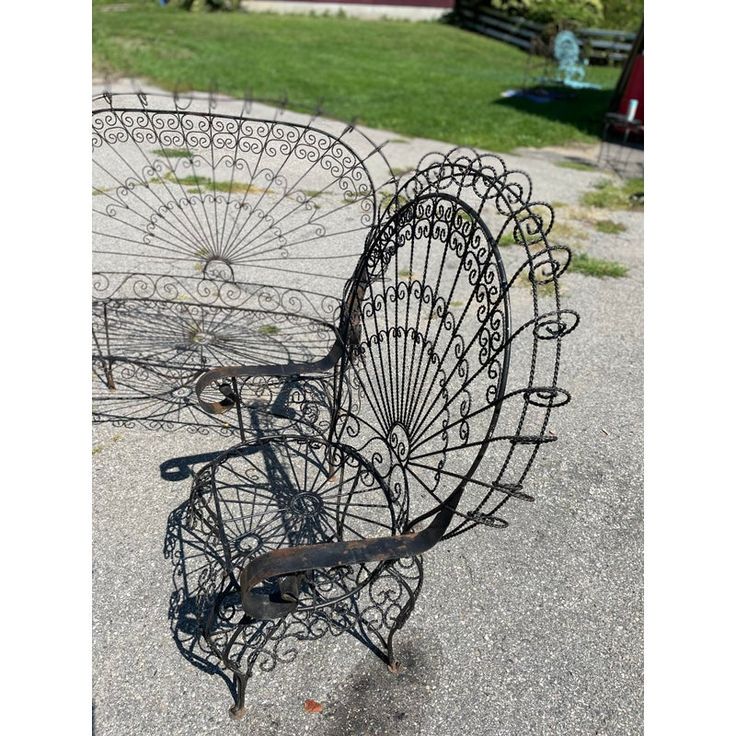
185;436;412;676
93;297;337;370
188;437;400;601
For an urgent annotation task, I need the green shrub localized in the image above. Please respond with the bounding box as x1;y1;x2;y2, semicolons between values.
489;1;604;28
489;1;642;30
601;0;643;32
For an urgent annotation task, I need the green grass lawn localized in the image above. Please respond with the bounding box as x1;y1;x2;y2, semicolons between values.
93;1;620;151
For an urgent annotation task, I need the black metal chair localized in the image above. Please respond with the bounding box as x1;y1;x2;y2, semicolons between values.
185;150;579;717
92;90;395;437
597;111;644;177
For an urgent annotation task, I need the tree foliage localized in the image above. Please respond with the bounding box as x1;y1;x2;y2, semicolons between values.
488;1;642;30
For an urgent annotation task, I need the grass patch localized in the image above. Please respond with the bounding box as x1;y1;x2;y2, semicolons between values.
497;230;549;250
92;1;618;151
205;180;268;194
148;171;271;195
555;159;598;172
153;147;192;158
582;177;644;210
456;210;478;225
177;174;209;187
595;219;627;234
298;190;322;208
380;192;410;210
258;324;280;336
535;281;558;298
553;221;588;242
514;277;560;298
92;444;103;455
569;252;628;278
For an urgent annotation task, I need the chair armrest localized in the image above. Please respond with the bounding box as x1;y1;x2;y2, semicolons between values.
239;482;464;620
195;338;343;415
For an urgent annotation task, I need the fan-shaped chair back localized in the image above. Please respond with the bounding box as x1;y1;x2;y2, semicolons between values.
335;151;578;537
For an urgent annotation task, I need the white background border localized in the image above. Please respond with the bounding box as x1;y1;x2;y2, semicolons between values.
2;1;734;732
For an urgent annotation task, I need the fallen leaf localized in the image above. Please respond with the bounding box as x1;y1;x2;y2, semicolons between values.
304;699;323;714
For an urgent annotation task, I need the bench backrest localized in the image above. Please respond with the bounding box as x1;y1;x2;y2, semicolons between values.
92;91;394;321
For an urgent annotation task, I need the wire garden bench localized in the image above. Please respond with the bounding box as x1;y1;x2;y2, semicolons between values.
181;149;579;717
92;90;395;438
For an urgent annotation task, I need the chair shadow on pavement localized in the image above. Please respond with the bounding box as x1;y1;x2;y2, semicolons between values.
160;452;224;482
164;501;240;703
321;631;445;734
161;407;277;703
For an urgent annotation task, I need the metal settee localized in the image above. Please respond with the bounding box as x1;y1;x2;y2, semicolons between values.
92;90;396;438
181;150;579;717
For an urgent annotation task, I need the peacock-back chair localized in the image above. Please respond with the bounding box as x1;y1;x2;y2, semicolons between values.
183;149;579;717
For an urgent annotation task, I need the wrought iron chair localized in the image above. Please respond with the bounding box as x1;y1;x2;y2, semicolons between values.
92;90;395;437
541;30;601;90
185;150;579;717
523;28;601;93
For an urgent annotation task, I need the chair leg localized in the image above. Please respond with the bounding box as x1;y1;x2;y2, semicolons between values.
226;617;284;720
385;557;424;673
229;671;249;721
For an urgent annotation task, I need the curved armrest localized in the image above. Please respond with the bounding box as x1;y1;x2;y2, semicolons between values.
195;340;343;415
240;484;464;620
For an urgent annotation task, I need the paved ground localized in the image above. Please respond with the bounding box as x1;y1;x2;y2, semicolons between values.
92;82;643;735
238;1;449;21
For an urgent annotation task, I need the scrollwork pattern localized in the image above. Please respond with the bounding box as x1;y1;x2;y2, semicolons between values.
178;436;420;693
329;151;578;539
92;271;341;435
93;93;394;291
